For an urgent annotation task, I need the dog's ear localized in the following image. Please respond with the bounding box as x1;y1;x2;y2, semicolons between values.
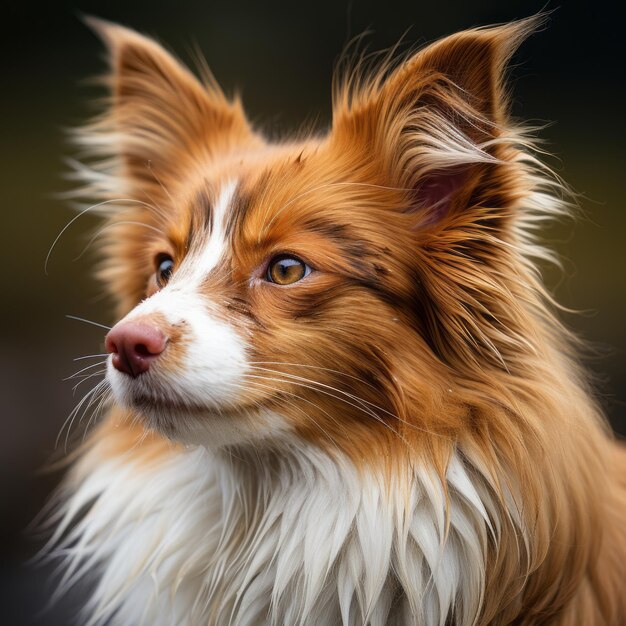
82;17;253;195
332;17;541;227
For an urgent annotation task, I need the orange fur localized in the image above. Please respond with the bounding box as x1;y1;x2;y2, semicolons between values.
66;15;626;624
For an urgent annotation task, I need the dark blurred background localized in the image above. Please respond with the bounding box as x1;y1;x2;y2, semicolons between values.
1;1;624;623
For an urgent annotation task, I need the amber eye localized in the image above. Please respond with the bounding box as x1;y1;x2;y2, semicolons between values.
155;253;174;288
266;255;311;285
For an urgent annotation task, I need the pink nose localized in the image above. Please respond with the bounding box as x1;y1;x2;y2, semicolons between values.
105;321;167;378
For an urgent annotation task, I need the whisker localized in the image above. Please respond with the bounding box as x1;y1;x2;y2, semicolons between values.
69;383;109;451
248;365;428;430
142;189;171;222
248;367;387;416
127;422;152;454
277;392;347;453
44;198;155;275
231;379;349;446
64;360;108;381
56;379;108;451
74;221;164;261
240;372;412;451
248;360;378;390
81;390;113;443
241;372;392;427
74;354;108;362
147;162;176;207
66;315;111;331
72;370;106;394
242;369;442;442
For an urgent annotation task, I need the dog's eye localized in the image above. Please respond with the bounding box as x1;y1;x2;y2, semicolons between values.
266;255;310;285
155;254;175;288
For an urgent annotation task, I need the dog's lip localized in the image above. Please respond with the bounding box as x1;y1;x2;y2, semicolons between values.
107;362;256;416
129;392;209;415
106;365;200;412
126;389;247;416
125;388;263;422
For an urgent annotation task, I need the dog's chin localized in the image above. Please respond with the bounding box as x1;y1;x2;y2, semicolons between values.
137;404;261;449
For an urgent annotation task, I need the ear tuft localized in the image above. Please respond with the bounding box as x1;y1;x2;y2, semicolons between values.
83;15;207;101
82;14;130;50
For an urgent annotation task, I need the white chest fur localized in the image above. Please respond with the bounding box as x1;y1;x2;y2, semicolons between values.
51;440;500;626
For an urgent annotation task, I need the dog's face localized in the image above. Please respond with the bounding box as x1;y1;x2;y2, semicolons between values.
88;19;535;453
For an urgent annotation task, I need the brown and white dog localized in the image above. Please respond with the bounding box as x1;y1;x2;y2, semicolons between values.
47;15;626;625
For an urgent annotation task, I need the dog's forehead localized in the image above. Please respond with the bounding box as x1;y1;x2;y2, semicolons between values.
180;153;313;244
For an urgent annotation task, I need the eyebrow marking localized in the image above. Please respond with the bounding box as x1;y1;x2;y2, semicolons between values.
184;190;213;252
195;188;213;233
224;186;251;240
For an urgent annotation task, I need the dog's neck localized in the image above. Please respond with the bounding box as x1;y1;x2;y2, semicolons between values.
53;430;508;625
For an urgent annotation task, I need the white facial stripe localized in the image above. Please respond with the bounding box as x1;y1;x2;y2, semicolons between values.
188;179;237;283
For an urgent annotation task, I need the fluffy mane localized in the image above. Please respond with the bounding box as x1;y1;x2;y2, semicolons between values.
45;15;626;626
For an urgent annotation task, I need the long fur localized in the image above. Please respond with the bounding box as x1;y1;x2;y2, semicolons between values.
46;15;626;625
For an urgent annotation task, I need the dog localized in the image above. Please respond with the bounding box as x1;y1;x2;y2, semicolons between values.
46;15;626;625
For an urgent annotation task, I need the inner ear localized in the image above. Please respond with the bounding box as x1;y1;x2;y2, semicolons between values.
410;167;474;227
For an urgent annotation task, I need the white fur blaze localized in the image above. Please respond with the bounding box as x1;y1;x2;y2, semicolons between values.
188;179;238;281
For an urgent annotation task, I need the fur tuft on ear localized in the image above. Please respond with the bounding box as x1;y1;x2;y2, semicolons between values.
332;16;544;226
78;16;254;198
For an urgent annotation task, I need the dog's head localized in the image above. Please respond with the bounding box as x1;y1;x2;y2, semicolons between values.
79;17;551;454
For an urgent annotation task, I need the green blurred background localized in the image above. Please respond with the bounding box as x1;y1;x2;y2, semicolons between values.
1;1;624;623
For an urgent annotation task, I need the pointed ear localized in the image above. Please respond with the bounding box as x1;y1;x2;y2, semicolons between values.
403;18;536;124
332;17;541;226
82;17;253;195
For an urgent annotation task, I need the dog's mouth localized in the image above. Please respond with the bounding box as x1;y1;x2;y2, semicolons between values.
131;393;210;416
106;357;262;431
108;369;283;448
112;383;234;441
